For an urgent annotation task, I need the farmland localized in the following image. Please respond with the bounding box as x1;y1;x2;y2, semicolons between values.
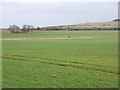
2;31;118;88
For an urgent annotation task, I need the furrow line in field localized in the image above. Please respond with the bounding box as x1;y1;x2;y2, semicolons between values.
2;55;118;73
4;54;117;69
60;66;119;75
2;57;119;75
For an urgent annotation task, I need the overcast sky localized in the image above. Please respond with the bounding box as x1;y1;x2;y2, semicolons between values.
0;0;119;28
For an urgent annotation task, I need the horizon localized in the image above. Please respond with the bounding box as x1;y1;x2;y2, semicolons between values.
0;0;118;28
0;20;118;29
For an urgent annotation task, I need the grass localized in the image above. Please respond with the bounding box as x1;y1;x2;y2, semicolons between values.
2;31;118;88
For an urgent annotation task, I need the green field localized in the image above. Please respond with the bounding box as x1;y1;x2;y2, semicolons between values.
2;31;118;88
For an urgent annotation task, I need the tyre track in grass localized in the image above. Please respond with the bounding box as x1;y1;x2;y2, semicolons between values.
2;55;119;75
4;54;117;69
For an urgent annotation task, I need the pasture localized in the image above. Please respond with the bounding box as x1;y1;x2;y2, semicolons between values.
2;31;118;88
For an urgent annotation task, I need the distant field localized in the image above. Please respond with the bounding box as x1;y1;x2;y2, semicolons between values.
2;31;118;88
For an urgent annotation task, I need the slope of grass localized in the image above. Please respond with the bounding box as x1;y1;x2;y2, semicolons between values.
2;31;118;88
3;58;118;88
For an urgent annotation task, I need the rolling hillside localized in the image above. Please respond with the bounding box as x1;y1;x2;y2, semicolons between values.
45;21;119;30
74;21;119;27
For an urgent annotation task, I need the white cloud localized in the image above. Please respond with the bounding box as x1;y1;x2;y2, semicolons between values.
0;0;119;3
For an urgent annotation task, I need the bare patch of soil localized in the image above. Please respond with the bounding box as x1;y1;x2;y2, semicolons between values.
0;38;32;40
37;37;95;40
0;30;11;33
37;38;67;39
0;37;95;40
72;37;95;39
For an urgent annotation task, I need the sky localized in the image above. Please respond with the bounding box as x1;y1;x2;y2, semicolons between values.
0;0;119;28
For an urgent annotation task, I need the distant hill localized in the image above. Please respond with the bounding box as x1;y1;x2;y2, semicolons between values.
73;21;119;28
44;21;119;30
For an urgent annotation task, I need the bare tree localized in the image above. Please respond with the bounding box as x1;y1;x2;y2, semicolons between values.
22;25;34;33
37;27;41;30
9;25;20;33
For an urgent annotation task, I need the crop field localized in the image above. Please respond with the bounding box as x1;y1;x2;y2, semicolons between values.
2;31;118;88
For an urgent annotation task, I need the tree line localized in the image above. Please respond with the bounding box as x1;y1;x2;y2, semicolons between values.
45;26;120;31
9;25;41;33
9;25;120;33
